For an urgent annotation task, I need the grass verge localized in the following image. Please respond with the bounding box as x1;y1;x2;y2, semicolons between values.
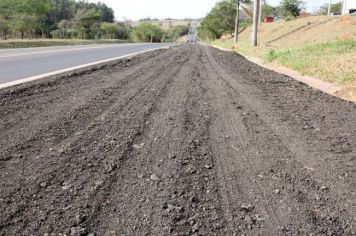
211;16;356;86
0;39;129;49
263;40;356;84
212;38;356;85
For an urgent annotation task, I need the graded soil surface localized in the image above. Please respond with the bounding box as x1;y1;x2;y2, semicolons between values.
0;45;355;235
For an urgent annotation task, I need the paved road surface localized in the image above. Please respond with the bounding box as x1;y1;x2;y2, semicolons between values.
0;43;172;85
0;45;355;235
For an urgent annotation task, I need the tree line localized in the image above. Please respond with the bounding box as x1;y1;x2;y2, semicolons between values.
0;0;118;40
130;23;189;43
0;0;189;42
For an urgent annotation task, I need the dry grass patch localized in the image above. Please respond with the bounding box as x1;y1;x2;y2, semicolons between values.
213;15;356;85
263;40;356;84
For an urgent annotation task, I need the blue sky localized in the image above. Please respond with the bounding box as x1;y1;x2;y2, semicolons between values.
89;0;341;21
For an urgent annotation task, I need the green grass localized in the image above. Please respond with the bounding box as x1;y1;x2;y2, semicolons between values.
212;38;356;84
0;39;129;49
263;40;356;84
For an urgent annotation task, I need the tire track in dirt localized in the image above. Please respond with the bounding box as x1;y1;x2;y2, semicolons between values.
0;48;175;158
0;44;355;235
205;45;355;235
0;49;185;230
0;48;181;179
0;46;190;235
90;45;227;235
0;49;165;133
80;48;193;235
201;46;284;235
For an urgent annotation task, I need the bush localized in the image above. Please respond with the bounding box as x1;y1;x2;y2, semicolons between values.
130;23;164;42
280;0;304;18
264;49;278;62
164;25;190;42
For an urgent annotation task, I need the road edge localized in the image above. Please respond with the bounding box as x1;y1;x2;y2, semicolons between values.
0;45;172;89
208;44;342;96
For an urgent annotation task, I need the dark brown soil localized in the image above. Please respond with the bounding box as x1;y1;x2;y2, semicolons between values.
0;45;355;236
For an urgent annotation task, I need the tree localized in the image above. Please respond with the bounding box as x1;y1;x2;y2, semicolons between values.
261;4;280;18
116;23;131;40
197;23;217;41
12;15;41;39
100;22;118;39
0;0;15;39
280;0;304;18
96;2;114;22
130;23;164;42
57;19;72;38
48;0;76;25
1;0;50;39
198;0;237;40
235;0;252;43
75;8;101;39
0;18;10;40
198;0;252;41
0;0;117;40
319;2;342;15
163;25;190;42
15;0;50;16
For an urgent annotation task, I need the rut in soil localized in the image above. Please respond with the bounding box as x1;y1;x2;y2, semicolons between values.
0;45;355;236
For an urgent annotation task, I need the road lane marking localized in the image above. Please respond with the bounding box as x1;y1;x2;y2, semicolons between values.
0;43;147;58
0;45;171;89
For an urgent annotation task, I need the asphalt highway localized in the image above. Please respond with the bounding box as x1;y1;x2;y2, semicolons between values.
0;43;172;85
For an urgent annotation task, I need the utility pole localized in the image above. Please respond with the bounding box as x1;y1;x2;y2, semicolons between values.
342;0;346;15
234;0;240;44
252;0;260;46
259;0;262;23
328;0;332;15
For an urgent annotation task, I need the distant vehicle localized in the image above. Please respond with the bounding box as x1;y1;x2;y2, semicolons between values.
330;12;341;15
273;16;284;21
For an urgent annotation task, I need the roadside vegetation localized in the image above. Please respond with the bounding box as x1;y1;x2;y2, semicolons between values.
197;0;252;41
0;0;117;40
0;0;190;48
202;0;356;87
211;15;356;86
263;40;356;84
197;0;304;42
130;23;189;43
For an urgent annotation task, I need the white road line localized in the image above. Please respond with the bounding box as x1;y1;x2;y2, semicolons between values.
0;45;171;89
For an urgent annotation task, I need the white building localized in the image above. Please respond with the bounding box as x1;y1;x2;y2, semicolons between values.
342;0;356;14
